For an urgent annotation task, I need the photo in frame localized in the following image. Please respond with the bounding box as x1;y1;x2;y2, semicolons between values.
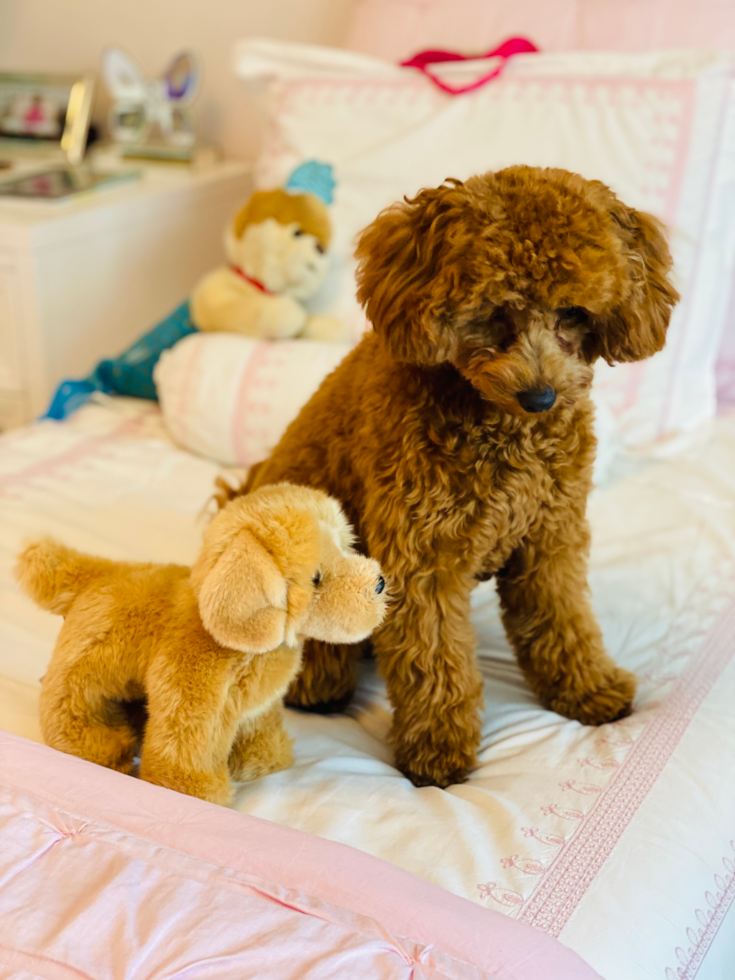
0;71;95;164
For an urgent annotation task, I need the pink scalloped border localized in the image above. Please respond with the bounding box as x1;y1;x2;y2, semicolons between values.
666;842;735;979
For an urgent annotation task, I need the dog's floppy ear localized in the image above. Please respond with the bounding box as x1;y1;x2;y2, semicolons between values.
191;528;289;653
355;181;469;363
588;204;680;364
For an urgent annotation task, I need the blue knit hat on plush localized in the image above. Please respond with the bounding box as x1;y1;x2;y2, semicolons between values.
284;161;335;206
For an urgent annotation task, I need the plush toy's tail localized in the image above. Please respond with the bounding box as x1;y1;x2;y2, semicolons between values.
14;538;107;616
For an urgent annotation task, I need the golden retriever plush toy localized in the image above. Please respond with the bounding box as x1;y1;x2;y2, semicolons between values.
15;484;387;806
218;166;680;789
190;165;348;342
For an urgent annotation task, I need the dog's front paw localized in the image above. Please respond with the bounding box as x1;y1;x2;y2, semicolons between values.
544;665;637;726
394;733;477;789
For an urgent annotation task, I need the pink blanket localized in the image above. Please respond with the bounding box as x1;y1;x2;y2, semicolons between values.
0;731;599;979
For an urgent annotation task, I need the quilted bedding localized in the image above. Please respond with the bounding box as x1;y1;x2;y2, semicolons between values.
1;397;735;978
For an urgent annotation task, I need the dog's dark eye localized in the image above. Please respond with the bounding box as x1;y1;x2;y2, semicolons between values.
557;306;590;324
312;570;322;587
482;314;515;352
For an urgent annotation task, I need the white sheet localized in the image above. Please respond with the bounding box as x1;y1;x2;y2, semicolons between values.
1;394;734;980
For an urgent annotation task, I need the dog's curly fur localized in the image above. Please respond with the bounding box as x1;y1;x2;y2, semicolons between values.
220;166;679;788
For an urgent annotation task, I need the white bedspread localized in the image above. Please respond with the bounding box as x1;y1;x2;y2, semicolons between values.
1;395;734;980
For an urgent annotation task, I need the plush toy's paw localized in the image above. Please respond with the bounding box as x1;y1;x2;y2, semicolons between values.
300;314;350;342
543;665;637;726
140;762;233;807
257;295;308;340
229;727;293;782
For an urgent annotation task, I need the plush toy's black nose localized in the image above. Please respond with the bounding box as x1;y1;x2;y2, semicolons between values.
516;385;557;413
375;575;386;595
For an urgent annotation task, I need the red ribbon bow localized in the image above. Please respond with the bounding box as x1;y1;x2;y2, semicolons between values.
400;37;539;96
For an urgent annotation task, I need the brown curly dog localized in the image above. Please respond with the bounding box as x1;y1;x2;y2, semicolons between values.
220;165;679;788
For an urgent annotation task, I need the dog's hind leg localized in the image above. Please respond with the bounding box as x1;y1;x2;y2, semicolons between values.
285;639;363;713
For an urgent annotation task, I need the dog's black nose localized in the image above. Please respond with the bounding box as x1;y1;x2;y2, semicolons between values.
516;386;557;413
375;575;386;594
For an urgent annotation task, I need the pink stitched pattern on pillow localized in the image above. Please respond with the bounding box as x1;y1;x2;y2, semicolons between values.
231;343;286;467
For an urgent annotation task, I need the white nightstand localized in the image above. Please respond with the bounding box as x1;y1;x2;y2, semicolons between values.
0;154;252;428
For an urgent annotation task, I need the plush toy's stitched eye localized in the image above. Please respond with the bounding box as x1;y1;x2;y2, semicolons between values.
312;571;322;586
293;228;304;237
315;242;325;254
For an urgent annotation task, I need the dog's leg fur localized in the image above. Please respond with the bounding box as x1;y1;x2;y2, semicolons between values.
285;639;362;711
371;567;483;788
496;502;637;725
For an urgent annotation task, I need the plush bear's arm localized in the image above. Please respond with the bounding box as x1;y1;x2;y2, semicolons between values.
191;268;306;340
300;314;350;342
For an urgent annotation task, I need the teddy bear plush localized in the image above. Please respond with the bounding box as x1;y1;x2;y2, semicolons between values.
190;162;348;343
15;484;387;806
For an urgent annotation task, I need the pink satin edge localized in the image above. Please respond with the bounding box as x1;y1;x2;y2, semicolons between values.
0;729;600;979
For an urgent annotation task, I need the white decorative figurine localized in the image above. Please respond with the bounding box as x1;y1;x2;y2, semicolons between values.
102;47;199;148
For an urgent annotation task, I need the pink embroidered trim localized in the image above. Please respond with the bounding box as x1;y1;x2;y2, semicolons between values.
666;842;735;979
175;331;206;452
661;83;698;230
231;342;284;467
518;595;735;937
657;69;735;439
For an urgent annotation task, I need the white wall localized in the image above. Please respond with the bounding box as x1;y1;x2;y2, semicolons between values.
0;0;356;161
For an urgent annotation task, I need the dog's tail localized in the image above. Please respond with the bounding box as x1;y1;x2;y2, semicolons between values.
14;538;109;616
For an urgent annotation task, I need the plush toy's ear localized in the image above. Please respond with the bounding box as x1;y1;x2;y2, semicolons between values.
192;528;289;653
587;204;680;364
192;498;322;653
355;181;470;364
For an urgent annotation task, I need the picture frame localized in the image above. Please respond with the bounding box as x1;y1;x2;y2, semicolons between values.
0;71;95;165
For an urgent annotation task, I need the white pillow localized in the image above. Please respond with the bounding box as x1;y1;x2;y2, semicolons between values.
154;332;349;467
235;39;735;453
155;331;617;485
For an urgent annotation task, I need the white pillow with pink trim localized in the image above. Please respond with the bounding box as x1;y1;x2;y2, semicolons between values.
155;330;619;485
235;39;735;453
345;0;735;419
154;331;349;468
